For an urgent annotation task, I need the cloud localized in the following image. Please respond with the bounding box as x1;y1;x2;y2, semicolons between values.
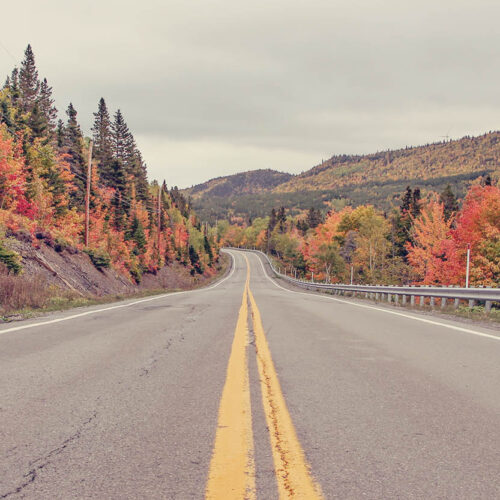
1;0;499;187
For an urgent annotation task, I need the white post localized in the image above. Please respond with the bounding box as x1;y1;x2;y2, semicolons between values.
350;265;354;285
465;243;471;288
312;272;314;283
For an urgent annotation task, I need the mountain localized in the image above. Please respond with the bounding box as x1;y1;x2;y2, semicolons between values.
186;132;500;222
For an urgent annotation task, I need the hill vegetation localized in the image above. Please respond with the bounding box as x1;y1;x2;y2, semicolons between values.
187;133;500;222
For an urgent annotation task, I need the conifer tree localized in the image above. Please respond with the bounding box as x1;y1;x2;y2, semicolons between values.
63;103;86;206
440;184;458;221
38;78;57;139
19;45;40;114
56;119;64;148
28;102;47;139
91;98;113;185
411;188;422;217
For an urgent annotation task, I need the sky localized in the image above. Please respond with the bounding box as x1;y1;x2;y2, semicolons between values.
1;0;499;188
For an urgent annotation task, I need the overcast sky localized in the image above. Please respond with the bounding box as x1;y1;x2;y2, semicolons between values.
1;0;499;187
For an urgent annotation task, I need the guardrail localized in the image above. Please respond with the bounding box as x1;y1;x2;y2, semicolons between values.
226;248;500;312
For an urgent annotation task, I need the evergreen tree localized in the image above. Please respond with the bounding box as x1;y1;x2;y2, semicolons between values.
129;215;147;254
28;102;47;140
411;187;422;217
111;109;131;162
56;119;65;148
111;109;149;203
440;184;458;221
392;186;413;259
189;245;203;274
277;206;287;232
306;207;322;229
18;44;40;114
63;103;86;206
38;78;57;139
401;186;412;212
91;98;114;185
204;235;213;265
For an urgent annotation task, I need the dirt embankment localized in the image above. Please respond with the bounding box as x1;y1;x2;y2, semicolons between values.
7;235;227;298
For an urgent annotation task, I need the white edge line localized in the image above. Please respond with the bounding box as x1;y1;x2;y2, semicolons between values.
250;251;500;342
0;252;236;336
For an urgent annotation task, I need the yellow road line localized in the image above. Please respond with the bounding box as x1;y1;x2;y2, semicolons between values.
248;284;324;499
205;261;256;500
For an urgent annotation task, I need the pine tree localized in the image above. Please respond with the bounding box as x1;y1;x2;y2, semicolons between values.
18;44;40;114
63;103;86;206
38;78;57;139
306;207;323;229
440;184;458;221
392;186;413;259
9;68;20;106
277;206;287;232
56;119;64;148
111;109;149;203
111;109;131;161
411;188;422;217
91;98;113;185
28;102;47;139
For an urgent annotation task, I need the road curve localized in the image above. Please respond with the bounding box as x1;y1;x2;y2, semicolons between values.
1;250;499;499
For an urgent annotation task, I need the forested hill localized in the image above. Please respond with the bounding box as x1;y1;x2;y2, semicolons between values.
277;132;500;193
185;169;292;198
186;132;500;222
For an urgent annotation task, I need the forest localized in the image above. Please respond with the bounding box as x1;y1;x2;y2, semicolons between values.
0;45;217;283
219;181;500;287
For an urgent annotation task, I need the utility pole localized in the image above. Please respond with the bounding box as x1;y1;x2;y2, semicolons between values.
157;184;162;256
84;140;93;247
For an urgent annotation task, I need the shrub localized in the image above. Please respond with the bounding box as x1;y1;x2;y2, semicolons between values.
84;248;111;270
0;242;23;274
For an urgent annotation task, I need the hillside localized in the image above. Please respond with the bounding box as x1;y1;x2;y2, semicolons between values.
187;132;500;221
1;45;221;316
186;169;292;199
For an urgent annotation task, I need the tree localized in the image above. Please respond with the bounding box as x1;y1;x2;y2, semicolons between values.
306;207;322;229
406;199;461;285
18;45;39;114
38;78;57;140
439;184;458;221
63;103;86;206
452;184;500;286
92;98;113;185
111;109;149;203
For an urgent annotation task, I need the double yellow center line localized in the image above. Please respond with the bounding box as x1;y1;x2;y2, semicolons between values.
206;256;323;499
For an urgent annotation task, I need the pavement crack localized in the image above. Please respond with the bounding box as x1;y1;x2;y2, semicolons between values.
0;411;97;499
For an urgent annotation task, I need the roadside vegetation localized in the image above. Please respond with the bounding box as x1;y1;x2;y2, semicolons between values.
219;181;500;288
0;45;219;302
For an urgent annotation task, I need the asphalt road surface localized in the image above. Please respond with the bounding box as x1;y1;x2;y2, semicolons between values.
1;250;499;499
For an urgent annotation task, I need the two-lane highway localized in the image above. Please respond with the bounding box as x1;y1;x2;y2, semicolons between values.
1;250;499;499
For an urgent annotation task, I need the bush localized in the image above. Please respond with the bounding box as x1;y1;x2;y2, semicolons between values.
0;242;23;275
84;248;111;270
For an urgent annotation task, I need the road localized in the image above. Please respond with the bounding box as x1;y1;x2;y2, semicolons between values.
1;250;500;499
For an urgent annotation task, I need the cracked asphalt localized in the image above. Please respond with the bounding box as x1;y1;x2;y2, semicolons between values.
1;250;500;499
